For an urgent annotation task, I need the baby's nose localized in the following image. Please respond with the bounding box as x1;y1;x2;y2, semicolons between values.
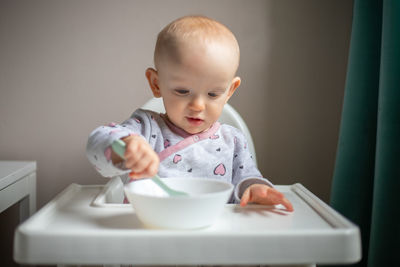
189;96;205;111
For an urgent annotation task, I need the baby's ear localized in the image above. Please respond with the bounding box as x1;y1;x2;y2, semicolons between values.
226;76;241;102
145;68;161;97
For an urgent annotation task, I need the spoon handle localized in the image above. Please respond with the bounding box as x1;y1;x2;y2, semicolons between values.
111;139;126;159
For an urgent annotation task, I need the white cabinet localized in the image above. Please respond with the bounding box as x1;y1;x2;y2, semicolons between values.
0;161;36;222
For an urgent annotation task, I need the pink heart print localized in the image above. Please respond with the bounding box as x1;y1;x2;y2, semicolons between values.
109;129;120;135
214;163;226;176
173;154;182;164
104;147;112;162
164;139;171;148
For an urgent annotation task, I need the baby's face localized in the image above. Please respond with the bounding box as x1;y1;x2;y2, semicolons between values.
155;40;239;134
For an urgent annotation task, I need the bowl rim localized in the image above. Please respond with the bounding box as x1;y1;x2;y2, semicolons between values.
124;177;234;199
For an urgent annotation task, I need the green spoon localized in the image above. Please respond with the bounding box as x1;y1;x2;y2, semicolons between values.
111;139;188;196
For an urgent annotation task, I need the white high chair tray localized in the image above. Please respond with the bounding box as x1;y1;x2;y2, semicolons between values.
14;182;361;266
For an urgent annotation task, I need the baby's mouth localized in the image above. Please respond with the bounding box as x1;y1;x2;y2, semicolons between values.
186;117;204;125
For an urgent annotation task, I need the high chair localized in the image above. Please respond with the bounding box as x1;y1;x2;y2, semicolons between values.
142;97;258;167
13;99;361;267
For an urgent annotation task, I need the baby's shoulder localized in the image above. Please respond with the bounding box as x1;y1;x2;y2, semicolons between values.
128;108;164;124
132;108;160;119
218;124;247;142
219;123;244;135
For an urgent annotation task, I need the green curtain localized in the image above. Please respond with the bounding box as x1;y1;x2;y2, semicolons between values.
330;0;400;266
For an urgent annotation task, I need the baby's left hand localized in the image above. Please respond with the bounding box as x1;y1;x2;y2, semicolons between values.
240;184;294;212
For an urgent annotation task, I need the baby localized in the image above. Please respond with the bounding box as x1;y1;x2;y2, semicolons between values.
87;15;293;211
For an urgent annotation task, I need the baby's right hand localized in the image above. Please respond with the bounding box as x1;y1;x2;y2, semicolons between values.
119;135;159;179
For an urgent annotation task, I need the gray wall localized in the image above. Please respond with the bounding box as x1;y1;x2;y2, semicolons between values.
0;0;352;209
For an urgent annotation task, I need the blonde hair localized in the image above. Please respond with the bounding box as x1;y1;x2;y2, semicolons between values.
154;15;240;71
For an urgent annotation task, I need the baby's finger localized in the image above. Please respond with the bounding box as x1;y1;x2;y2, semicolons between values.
124;149;144;169
129;171;144;180
129;157;158;179
146;160;159;178
265;188;284;203
240;188;251;207
124;140;140;159
280;197;294;212
129;149;156;173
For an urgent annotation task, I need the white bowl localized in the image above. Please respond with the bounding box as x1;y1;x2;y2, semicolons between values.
124;177;233;229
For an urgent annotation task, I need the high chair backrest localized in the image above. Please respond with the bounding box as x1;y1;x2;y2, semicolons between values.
142;98;257;167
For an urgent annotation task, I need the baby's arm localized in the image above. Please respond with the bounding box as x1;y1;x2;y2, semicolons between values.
240;184;294;211
86;109;155;178
230;128;293;211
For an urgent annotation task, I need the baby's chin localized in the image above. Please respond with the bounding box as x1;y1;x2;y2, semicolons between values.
185;125;212;135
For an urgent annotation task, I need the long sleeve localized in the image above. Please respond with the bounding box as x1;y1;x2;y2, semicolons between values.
230;130;273;202
86;109;153;177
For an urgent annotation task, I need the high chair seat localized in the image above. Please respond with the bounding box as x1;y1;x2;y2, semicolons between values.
142;97;257;167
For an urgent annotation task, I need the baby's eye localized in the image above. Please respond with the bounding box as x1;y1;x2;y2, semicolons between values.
174;89;190;95
208;92;219;98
